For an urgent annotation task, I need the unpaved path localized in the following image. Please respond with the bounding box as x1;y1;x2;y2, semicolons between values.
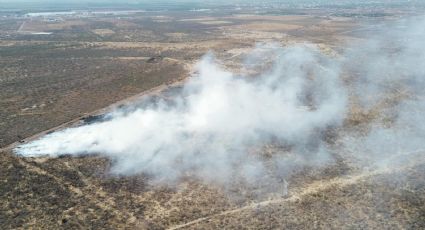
168;150;425;230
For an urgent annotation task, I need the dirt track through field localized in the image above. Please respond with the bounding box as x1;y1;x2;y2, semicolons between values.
168;150;425;230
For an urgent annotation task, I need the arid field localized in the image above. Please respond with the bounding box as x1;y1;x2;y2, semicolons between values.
1;3;425;229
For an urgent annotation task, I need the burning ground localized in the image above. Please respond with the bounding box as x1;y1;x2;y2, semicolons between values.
2;16;425;229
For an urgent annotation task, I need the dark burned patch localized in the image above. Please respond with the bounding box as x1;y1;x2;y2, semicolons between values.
58;154;73;159
161;85;184;98
46;130;55;135
80;114;109;125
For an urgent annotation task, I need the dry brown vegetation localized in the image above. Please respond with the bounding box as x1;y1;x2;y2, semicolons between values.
1;8;424;229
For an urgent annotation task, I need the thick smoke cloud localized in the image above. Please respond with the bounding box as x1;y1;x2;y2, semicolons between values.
16;44;346;185
15;16;425;190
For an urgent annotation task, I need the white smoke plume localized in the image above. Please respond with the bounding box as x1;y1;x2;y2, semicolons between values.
15;16;425;190
15;44;347;185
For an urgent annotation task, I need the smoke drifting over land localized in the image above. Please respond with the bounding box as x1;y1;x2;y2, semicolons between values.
341;17;425;170
16;44;347;185
16;17;425;189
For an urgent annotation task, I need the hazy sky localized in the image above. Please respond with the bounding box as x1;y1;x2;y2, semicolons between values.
0;0;419;4
1;1;422;13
